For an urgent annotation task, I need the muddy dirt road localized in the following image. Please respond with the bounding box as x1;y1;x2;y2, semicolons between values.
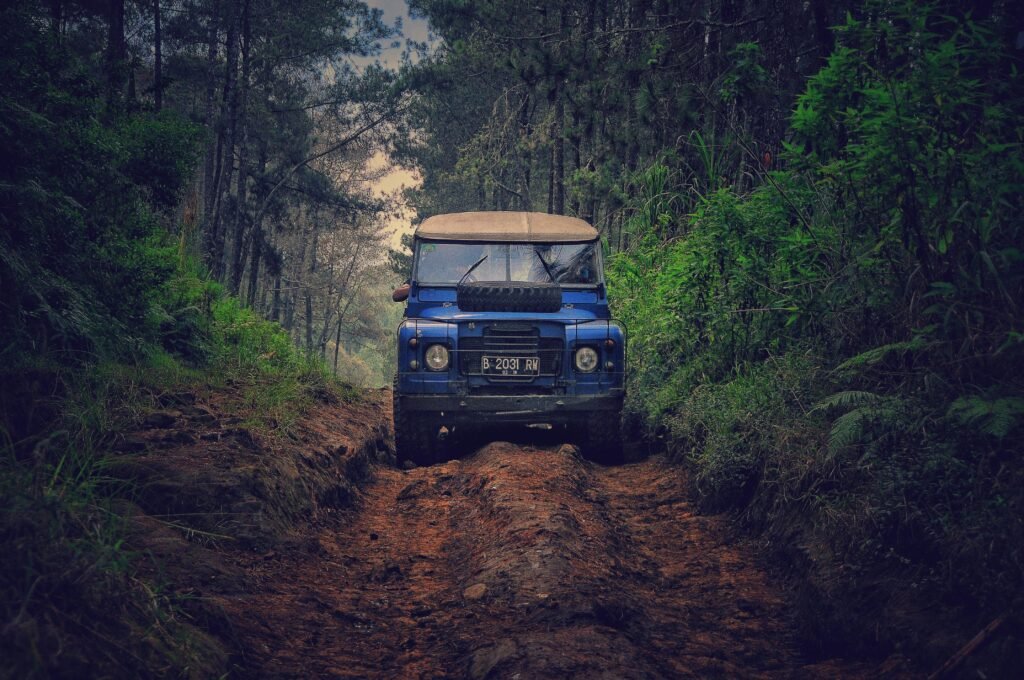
217;427;880;679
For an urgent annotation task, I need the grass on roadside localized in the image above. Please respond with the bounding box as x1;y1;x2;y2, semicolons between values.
1;271;357;677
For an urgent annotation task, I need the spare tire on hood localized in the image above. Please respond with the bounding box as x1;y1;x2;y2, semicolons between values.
457;281;563;313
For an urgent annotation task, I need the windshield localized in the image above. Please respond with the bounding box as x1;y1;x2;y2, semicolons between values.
415;241;601;285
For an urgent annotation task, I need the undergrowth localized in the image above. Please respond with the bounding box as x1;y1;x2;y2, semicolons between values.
0;5;358;675
0;268;353;676
0;62;350;671
608;2;1023;671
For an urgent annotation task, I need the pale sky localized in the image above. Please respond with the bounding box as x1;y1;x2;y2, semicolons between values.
361;0;432;249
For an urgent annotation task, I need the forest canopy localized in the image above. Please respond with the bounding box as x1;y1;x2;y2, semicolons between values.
1;0;408;387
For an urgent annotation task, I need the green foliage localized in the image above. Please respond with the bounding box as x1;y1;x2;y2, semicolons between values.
948;394;1024;439
0;353;226;678
388;231;415;280
608;165;836;427
666;354;821;508
832;338;934;374
718;42;770;105
0;5;359;675
608;0;1024;660
814;390;912;456
0;6;199;360
119;112;204;212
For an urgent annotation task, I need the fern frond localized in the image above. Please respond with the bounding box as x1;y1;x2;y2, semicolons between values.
822;393;911;456
828;408;868;454
834;337;932;373
949;396;1024;438
813;390;881;413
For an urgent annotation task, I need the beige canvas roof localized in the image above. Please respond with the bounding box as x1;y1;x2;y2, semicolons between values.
415;211;598;242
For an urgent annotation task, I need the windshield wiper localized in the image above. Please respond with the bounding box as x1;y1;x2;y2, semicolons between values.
457;255;488;286
534;247;556;282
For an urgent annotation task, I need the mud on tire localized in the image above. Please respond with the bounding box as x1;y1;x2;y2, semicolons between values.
577;411;624;465
457;281;563;313
393;377;445;467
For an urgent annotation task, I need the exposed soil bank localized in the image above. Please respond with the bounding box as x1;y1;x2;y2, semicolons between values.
114;387;391;547
117;391;915;678
207;437;909;677
110;386;392;676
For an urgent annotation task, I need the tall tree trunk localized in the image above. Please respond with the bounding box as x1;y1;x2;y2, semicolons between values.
201;3;220;265
333;315;343;374
518;93;532;211
304;229;319;354
547;145;555;214
259;274;271;314
317;307;334;358
285;222;308;333
270;271;281;322
570;105;584;214
210;0;241;281
105;0;125;113
327;235;366;368
246;129;270;308
283;290;294;330
153;0;162;111
50;0;62;36
552;6;568;215
304;292;314;354
316;256;336;355
246;229;261;308
553;90;565;214
229;0;252;295
811;0;834;63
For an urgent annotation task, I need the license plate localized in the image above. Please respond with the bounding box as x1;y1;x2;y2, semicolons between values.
481;355;539;376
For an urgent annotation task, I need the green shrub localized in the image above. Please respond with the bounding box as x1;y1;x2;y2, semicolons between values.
666;354;824;509
609;1;1024;663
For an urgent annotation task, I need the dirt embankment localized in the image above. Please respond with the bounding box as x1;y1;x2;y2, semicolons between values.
118;391;912;678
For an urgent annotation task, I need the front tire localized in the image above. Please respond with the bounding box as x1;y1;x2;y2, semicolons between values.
577;411;624;465
393;378;444;466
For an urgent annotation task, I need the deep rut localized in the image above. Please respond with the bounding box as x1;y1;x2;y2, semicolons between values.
222;441;869;678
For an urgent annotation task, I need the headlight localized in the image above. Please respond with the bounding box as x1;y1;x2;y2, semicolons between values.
425;344;449;371
574;346;598;372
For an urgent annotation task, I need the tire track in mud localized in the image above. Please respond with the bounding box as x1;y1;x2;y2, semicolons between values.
224;441;865;679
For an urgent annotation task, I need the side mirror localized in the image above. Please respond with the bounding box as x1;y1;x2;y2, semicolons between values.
392;283;410;302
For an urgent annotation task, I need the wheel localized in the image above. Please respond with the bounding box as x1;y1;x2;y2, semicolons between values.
577;410;624;465
393;376;444;466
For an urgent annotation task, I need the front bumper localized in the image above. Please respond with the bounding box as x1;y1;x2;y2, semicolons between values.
398;389;624;424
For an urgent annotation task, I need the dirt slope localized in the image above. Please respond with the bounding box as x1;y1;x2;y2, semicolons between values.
119;390;912;678
213;436;904;678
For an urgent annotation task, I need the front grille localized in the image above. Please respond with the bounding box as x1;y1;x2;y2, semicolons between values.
459;325;562;382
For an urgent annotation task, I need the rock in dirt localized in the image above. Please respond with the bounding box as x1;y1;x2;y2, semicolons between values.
114;436;148;452
143;411;178;429
397;479;428;501
469;638;517;679
463;583;488;601
157;391;196;407
159;430;195;445
181;405;217;424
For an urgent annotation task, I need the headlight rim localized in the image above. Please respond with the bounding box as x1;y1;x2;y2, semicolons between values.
424;343;450;371
574;346;599;373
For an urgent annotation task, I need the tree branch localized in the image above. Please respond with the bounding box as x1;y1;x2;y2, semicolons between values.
251;101;408;231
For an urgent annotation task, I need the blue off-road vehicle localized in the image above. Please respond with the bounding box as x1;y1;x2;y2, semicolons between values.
392;211;626;466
